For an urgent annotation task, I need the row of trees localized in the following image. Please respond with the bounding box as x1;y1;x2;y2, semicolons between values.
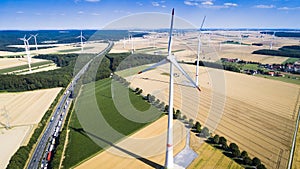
138;89;267;169
106;53;164;72
210;134;267;169
192;60;241;73
6;89;64;169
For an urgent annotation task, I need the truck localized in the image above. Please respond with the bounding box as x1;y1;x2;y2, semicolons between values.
53;131;58;137
57;121;62;127
55;127;60;133
46;151;52;162
51;138;55;145
49;144;54;152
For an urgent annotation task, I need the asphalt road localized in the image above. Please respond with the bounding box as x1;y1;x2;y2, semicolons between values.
27;41;113;169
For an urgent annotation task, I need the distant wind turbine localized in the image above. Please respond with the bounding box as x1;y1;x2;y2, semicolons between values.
138;8;201;169
239;32;243;46
30;34;39;51
123;37;126;49
129;34;135;54
270;31;276;50
195;16;206;86
77;30;86;52
19;35;32;72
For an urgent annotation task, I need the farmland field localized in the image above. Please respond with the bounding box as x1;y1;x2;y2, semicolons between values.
0;88;62;169
62;78;162;168
0;58;48;70
123;63;300;169
188;134;243;169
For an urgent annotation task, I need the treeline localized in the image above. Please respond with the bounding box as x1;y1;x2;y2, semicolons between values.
34;54;78;67
6;89;64;169
208;134;266;169
79;53;164;85
0;54;84;92
192;60;240;73
252;45;300;58
105;53;165;72
261;31;300;37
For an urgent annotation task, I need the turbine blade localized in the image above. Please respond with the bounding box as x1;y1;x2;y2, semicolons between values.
138;59;168;74
82;36;86;40
199;16;206;31
170;57;201;91
167;8;174;56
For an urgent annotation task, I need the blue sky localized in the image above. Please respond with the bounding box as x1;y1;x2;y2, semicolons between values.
0;0;299;30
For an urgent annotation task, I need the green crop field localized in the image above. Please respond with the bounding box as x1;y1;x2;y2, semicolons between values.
255;74;300;85
242;63;259;70
282;57;300;64
62;78;162;168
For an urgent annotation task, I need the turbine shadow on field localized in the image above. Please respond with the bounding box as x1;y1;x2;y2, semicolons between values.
70;127;164;169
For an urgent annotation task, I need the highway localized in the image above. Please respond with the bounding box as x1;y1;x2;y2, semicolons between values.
27;41;113;169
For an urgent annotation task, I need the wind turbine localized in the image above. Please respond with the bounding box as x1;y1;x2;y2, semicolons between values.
129;34;135;54
123;37;126;49
195;16;206;86
19;35;32;72
270;31;276;50
30;34;38;51
77;30;86;52
138;8;200;169
239;32;242;46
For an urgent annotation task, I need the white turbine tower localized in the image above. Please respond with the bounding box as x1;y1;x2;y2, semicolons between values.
138;8;200;169
30;33;38;51
195;16;206;86
270;31;276;50
19;35;32;72
129;34;135;54
123;37;126;49
77;30;86;52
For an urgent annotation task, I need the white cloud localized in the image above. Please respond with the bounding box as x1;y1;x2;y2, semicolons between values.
202;1;213;6
136;2;143;6
278;6;300;10
151;1;166;7
184;0;199;6
91;13;100;15
152;2;160;7
184;0;237;9
254;4;275;9
16;11;24;14
224;2;238;7
78;11;84;14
